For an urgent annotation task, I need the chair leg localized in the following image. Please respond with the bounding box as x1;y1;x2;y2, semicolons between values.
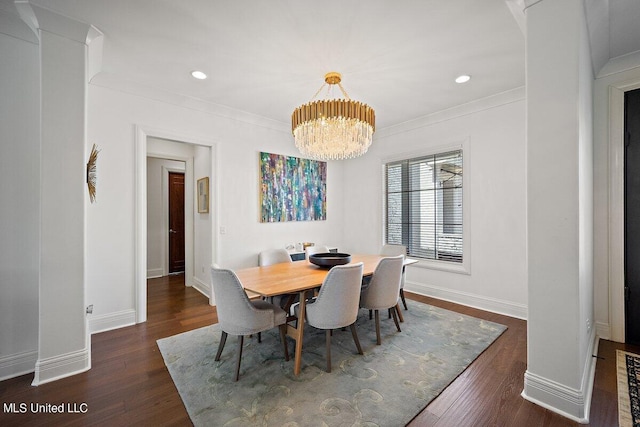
215;331;227;361
369;309;373;320
350;323;364;355
258;332;262;343
325;330;332;373
400;288;408;310
283;294;297;311
395;303;404;323
374;310;381;345
234;335;244;382
279;324;289;361
391;306;402;332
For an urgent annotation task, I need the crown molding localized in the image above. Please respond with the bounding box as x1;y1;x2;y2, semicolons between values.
0;0;37;43
17;2;96;44
91;72;292;134
597;49;640;79
375;86;525;139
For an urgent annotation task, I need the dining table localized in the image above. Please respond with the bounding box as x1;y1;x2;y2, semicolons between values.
236;253;418;376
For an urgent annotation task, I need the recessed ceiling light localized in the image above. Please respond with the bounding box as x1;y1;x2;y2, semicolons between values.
191;70;207;80
455;75;471;84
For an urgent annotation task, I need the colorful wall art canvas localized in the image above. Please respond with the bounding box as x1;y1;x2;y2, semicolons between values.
260;152;327;222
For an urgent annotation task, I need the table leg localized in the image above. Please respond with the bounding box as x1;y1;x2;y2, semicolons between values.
286;290;307;376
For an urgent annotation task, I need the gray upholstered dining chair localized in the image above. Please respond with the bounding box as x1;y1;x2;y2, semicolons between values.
305;245;330;259
259;248;292;266
381;244;408;310
211;267;289;381
359;255;404;345
258;248;296;308
294;262;364;373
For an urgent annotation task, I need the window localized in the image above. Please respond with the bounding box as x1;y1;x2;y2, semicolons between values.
385;149;463;263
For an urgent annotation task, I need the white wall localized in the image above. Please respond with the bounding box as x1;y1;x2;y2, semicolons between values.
146;157;186;278
342;90;528;318
0;29;40;380
86;84;346;325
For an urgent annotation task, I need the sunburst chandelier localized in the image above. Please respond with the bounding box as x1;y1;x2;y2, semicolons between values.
292;72;375;161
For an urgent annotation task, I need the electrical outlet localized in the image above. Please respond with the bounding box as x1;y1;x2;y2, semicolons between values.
220;226;226;234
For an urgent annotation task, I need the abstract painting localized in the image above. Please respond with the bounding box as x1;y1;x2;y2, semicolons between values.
260;152;326;222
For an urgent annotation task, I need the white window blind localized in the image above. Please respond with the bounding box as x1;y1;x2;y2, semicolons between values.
385;150;463;262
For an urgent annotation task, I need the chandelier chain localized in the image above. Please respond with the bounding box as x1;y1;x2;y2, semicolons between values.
311;83;327;101
310;80;351;101
336;82;350;99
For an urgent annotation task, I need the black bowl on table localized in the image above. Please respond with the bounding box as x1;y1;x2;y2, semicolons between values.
309;252;352;268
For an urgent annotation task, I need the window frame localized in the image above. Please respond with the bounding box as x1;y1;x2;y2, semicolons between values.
381;140;470;275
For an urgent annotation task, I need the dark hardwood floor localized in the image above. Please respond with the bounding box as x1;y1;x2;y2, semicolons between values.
0;274;633;426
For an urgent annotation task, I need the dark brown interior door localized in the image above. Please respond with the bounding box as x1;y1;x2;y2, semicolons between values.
625;88;640;344
169;172;185;274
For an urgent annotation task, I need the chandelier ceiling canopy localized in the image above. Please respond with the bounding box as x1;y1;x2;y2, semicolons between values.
292;72;375;161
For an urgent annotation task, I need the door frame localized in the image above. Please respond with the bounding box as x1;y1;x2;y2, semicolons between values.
135;125;219;323
609;79;640;342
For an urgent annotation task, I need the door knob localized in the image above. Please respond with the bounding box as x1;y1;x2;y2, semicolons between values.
169;229;177;234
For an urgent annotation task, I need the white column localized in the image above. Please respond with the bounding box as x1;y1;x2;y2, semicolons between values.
523;0;596;421
21;4;103;385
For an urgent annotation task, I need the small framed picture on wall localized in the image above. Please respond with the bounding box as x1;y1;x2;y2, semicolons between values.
197;177;209;213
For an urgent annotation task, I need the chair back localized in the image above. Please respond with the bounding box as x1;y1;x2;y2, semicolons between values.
305;245;330;258
380;244;406;288
259;248;292;266
381;244;407;256
211;267;273;335
361;255;404;310
306;262;363;330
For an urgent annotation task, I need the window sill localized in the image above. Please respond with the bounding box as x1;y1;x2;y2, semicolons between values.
409;258;470;275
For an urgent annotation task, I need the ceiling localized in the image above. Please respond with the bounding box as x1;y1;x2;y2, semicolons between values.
16;0;640;130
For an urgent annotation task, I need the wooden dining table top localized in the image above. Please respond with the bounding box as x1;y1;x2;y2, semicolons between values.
237;253;417;297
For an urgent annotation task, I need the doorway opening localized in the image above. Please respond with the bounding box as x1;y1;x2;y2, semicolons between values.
607;79;640;343
136;126;217;323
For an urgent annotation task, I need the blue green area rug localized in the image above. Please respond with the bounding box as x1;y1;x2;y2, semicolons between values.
157;302;506;426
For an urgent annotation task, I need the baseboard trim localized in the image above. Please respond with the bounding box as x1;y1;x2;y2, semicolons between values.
147;268;163;279
521;331;598;424
0;350;38;381
31;347;90;386
89;309;136;334
595;321;610;340
192;276;210;299
406;280;528;320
